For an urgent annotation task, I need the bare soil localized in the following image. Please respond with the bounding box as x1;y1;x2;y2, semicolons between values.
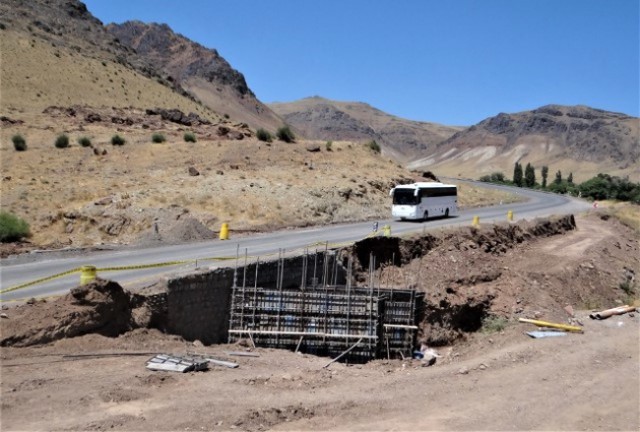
1;212;638;431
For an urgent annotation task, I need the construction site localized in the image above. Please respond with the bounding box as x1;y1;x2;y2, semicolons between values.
227;250;424;362
1;212;639;431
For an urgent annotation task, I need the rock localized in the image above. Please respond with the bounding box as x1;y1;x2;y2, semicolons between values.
217;126;230;136
94;196;112;206
216;170;224;175
26;298;36;305
0;313;8;319
192;340;204;347
111;116;134;126
305;144;321;152
85;113;101;123
338;188;352;199
188;166;200;176
479;363;487;370
229;131;244;140
458;366;469;375
1;305;8;310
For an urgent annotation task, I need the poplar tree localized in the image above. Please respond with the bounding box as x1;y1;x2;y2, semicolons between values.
554;170;562;185
524;163;536;187
513;162;523;187
541;166;549;188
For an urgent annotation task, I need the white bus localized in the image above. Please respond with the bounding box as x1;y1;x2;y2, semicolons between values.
390;182;458;221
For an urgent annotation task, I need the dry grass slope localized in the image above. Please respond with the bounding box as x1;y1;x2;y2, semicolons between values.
0;30;217;120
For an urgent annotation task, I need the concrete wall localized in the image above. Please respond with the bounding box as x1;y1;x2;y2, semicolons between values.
165;252;346;344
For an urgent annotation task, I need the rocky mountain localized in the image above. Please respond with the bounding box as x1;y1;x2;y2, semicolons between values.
106;21;283;131
408;105;639;181
0;0;282;131
270;97;463;162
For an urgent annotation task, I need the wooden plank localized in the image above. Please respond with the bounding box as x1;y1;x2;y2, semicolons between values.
224;351;261;357
323;337;364;368
206;358;239;368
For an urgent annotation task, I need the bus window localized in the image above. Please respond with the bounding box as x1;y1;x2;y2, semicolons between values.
392;189;418;205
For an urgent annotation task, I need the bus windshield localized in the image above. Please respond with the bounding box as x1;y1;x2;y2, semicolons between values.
392;189;418;205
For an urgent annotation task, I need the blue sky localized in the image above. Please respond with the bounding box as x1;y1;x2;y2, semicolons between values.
83;0;639;125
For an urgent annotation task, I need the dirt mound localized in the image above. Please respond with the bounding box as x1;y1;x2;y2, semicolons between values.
346;214;639;346
137;215;214;245
0;279;162;347
350;215;576;272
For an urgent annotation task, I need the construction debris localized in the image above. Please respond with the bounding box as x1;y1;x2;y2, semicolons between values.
526;331;567;339
146;354;209;373
589;305;637;320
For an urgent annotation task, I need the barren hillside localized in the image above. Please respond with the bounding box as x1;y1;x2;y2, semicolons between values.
408;104;640;182
106;21;284;131
0;0;217;121
270;97;463;162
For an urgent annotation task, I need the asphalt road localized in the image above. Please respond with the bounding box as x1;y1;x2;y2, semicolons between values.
0;180;592;302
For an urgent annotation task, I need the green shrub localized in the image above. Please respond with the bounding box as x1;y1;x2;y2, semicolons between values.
367;140;381;153
151;133;166;143
256;128;273;142
326;141;333;151
12;134;27;151
183;132;197;143
54;134;69;148
0;211;30;242
479;172;509;184
481;315;508;333
111;134;125;146
77;136;92;147
276;125;295;143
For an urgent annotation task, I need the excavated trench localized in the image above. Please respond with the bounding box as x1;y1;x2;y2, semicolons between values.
2;215;577;353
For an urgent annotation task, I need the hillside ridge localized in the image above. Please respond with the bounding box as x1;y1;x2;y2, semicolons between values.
106;20;284;131
270;96;463;162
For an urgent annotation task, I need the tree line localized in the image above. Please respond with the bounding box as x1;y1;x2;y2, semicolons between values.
479;163;640;204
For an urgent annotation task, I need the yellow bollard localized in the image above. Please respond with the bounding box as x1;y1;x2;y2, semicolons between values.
507;210;514;222
472;216;480;227
80;265;97;285
382;224;391;237
219;223;229;240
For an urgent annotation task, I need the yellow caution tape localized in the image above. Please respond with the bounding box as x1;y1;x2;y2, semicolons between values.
1;228;390;295
0;267;82;295
97;260;193;272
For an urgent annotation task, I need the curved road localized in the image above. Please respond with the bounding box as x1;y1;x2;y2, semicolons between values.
0;181;591;302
